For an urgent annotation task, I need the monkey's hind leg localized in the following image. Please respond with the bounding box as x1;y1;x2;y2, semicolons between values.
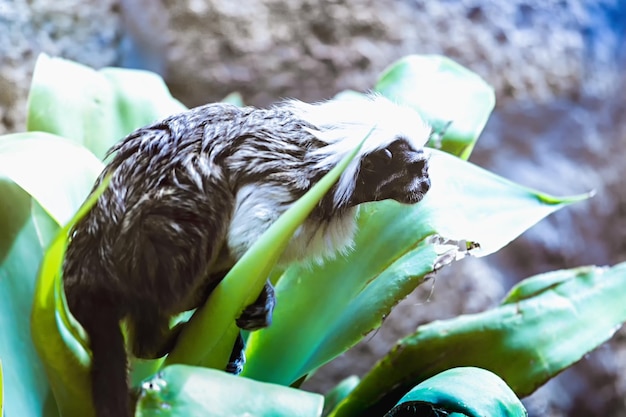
226;332;246;375
127;310;181;359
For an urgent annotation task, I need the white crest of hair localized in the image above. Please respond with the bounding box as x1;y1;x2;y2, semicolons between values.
285;93;431;206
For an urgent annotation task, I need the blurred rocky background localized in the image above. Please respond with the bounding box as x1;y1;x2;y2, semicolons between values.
1;0;625;415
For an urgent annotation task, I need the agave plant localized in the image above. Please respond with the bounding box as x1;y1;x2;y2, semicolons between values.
1;53;623;417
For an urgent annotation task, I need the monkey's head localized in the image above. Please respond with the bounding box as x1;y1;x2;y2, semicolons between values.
287;94;432;211
349;139;430;206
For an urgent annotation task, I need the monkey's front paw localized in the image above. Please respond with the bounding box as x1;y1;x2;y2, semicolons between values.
236;280;275;330
236;301;274;330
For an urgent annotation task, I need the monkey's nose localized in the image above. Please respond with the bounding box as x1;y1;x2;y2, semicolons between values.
420;176;431;193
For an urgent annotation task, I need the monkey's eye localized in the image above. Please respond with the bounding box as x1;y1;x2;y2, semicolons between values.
382;148;392;160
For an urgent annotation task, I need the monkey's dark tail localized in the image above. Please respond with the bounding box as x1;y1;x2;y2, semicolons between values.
78;299;131;417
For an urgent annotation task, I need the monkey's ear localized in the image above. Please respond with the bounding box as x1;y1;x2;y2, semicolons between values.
362;147;393;173
372;147;393;165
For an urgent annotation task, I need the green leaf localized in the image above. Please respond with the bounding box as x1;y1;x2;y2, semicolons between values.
0;132;104;225
0;180;56;417
164;128;373;370
0;133;103;417
241;149;585;387
136;365;323;417
375;55;495;160
330;263;626;417
322;376;360;417
384;367;527;417
31;223;92;417
27;53;186;159
221;92;244;107
501;268;579;304
0;360;4;417
30;177;112;417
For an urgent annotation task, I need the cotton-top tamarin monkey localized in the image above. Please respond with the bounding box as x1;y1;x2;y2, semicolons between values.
63;94;432;417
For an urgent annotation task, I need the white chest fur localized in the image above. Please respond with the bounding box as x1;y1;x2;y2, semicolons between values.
227;183;358;266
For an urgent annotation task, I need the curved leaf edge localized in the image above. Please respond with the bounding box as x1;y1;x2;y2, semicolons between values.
384;367;527;417
328;261;626;417
137;364;324;417
0;359;3;417
30;176;112;417
375;54;496;160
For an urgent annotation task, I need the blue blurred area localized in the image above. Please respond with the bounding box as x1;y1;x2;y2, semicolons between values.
581;1;626;64
117;0;167;76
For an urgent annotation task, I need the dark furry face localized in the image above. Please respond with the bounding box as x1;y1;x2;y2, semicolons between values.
349;138;430;206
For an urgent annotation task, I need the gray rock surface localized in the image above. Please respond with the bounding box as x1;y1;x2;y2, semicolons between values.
126;0;624;108
0;0;121;134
